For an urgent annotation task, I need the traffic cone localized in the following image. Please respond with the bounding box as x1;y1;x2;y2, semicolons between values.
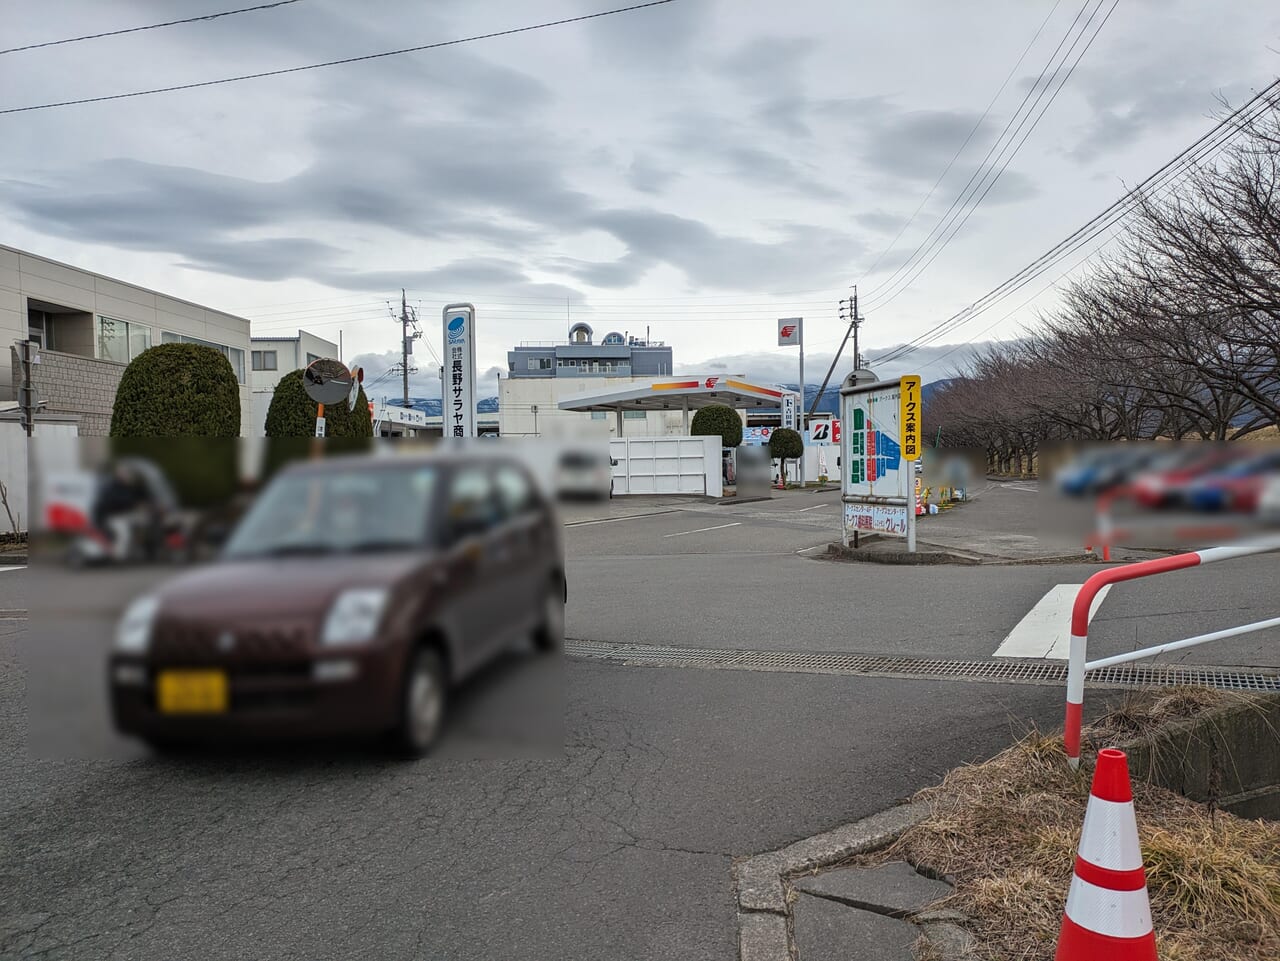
1055;749;1158;961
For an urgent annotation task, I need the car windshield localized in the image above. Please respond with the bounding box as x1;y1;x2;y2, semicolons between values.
222;464;438;559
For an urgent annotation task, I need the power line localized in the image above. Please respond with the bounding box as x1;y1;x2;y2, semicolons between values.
874;80;1280;362
865;0;1117;311
860;0;1066;280
0;0;681;116
0;0;305;56
871;81;1280;366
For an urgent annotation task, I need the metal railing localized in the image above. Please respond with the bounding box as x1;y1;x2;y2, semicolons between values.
1064;532;1280;768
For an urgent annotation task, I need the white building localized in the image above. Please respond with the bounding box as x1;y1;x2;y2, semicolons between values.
499;323;690;439
2;244;254;436
249;330;340;436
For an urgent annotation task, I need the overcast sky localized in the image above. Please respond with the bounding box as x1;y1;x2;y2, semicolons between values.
3;0;1278;397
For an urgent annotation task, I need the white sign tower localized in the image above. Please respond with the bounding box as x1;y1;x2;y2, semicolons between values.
443;303;477;439
778;317;805;487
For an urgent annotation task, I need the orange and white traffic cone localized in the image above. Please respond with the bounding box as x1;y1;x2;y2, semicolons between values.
1055;748;1158;961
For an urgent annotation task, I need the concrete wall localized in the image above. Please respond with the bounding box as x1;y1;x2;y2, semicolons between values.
1121;693;1280;820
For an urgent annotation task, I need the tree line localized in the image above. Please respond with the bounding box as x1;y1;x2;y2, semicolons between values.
924;97;1280;475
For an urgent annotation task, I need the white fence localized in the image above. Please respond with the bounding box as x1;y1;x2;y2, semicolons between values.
0;418;81;533
609;435;722;497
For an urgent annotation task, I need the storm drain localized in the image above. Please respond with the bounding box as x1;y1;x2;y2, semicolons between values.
564;639;1280;692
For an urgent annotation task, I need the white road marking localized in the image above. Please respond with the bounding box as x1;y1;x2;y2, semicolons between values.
565;511;680;528
993;584;1113;660
793;504;828;512
0;566;23;574
663;522;742;538
795;545;825;554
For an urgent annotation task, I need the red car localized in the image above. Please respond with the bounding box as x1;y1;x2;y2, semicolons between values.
1129;447;1249;508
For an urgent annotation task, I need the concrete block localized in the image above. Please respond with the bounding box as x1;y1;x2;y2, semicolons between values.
794;861;952;918
792;893;917;961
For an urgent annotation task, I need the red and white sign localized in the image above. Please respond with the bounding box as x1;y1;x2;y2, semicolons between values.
778;318;802;346
704;377;719;389
832;419;841;444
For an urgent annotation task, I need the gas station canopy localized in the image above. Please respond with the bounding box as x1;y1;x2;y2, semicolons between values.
558;377;787;414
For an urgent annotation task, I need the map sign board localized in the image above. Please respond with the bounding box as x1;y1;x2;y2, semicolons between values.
840;375;921;548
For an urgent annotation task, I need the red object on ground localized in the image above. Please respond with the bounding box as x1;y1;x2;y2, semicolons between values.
1055;749;1157;961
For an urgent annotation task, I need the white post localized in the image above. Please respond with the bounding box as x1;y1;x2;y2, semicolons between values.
798;318;805;489
682;397;689;434
616;406;623;438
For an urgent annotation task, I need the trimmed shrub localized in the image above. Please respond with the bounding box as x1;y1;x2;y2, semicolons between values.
110;343;240;437
264;368;372;439
690;403;743;448
769;427;804;483
262;368;373;481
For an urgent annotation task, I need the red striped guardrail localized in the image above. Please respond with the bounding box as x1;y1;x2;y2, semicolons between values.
1065;533;1280;769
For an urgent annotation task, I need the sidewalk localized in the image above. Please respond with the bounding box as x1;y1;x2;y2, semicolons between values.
827;482;1098;565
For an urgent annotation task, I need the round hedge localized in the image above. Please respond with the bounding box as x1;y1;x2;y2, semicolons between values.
768;427;804;462
264;368;372;439
110;343;241;437
690;403;743;447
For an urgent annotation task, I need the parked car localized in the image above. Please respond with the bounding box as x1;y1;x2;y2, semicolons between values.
1130;446;1250;508
1185;450;1280;512
555;449;613;500
109;452;566;757
1055;445;1157;496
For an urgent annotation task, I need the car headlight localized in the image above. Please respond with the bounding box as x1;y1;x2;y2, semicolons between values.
321;588;390;645
115;595;160;653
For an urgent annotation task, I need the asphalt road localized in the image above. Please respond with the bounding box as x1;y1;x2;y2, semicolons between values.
2;484;1277;959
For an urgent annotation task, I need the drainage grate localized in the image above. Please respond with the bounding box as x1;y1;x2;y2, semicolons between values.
564;639;1280;692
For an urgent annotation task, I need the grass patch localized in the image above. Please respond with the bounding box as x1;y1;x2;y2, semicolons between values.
868;690;1280;960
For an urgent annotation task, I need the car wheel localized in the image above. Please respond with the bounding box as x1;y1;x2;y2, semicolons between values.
395;648;447;758
533;579;565;652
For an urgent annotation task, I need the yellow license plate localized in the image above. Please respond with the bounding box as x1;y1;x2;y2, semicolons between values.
157;670;228;714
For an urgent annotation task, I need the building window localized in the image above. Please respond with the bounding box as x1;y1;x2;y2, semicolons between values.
623;410;646;420
590;411;607;420
527;358;538;370
162;332;245;383
252;350;278;371
539;358;552;370
306;352;321;364
98;316;151;363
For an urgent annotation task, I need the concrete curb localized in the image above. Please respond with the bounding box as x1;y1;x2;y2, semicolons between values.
823;543;1101;568
734;801;934;961
824;543;983;566
0;554;28;565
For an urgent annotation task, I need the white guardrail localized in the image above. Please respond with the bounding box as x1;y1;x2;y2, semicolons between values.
1065;532;1280;768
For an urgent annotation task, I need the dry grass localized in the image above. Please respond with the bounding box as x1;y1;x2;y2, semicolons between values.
867;691;1280;960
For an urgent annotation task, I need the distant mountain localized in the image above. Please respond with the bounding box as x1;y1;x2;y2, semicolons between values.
384;397;499;415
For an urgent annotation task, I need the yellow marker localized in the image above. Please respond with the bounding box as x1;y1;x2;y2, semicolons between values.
899;375;922;461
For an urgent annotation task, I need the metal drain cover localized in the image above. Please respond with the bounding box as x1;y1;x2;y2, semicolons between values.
564;639;1280;692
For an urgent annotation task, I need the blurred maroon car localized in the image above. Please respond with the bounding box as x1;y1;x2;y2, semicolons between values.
109;453;565;756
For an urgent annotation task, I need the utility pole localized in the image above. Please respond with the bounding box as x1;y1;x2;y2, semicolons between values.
16;339;37;436
401;289;410;407
809;286;864;417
